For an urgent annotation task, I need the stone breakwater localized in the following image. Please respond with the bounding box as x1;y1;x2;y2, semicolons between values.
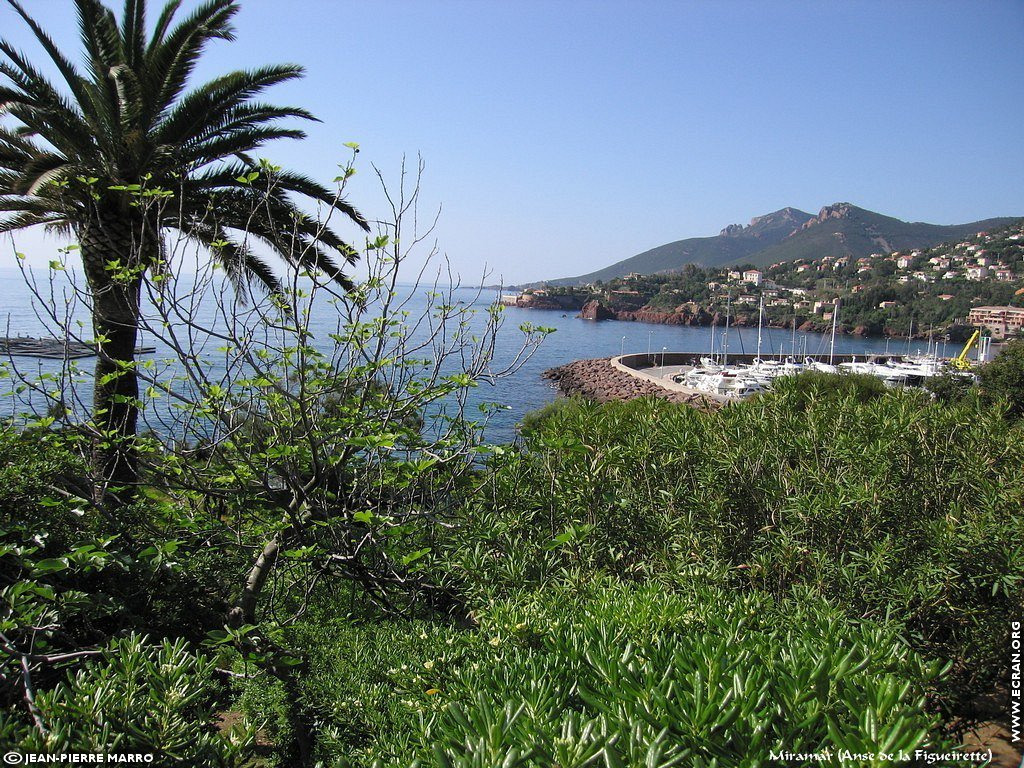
543;357;719;410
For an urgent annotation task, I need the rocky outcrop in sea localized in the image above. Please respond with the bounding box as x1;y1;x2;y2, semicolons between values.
506;294;585;311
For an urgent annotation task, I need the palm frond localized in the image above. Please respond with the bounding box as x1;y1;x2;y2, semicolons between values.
154;64;306;145
222;245;280;296
0;130;33;171
0;193;72;213
147;0;183;49
0;48;97;157
262;168;370;232
121;0;146;68
188;163;369;234
180;127;308;169
12;152;77;196
189;102;317;143
109;63;145;134
74;0;124;130
0;209;66;233
182;219;281;295
178;186;357;286
4;0;93;112
145;0;237;121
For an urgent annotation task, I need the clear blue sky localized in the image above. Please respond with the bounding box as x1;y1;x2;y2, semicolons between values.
2;0;1022;284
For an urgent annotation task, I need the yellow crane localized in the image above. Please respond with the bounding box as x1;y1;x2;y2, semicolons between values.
949;330;980;370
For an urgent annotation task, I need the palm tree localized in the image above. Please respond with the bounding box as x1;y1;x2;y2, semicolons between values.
0;0;369;504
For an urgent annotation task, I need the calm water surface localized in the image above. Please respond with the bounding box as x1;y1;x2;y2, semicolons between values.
0;271;921;444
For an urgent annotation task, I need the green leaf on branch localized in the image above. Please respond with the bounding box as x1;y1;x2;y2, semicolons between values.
401;548;431;566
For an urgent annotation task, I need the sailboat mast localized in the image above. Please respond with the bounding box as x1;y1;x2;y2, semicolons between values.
756;294;764;360
723;289;731;366
829;299;839;365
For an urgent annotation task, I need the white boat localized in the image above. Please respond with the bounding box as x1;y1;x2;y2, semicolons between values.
805;357;839;374
889;355;944;379
680;366;717;388
839;359;911;387
693;369;766;399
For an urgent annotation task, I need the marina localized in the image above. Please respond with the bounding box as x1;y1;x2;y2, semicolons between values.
614;347;979;402
611;302;987;402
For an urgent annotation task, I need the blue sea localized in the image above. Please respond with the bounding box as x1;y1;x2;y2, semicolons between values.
0;269;925;444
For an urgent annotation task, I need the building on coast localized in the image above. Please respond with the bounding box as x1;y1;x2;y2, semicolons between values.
967;306;1024;339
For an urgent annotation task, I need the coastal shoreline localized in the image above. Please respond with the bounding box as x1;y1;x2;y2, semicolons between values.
507;296;936;340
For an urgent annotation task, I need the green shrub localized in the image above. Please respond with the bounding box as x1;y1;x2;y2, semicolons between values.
6;368;1022;763
924;372;976;404
441;390;1024;717
518;397;579;437
978;337;1024;417
239;579;956;767
764;369;891;407
0;427;249;753
0;426;240;646
423;582;953;767
6;634;254;764
238;611;480;767
428;589;946;765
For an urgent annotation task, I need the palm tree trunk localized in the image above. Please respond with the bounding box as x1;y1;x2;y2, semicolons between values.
80;216;144;507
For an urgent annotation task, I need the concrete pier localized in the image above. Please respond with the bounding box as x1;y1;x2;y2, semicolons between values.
545;350;957;407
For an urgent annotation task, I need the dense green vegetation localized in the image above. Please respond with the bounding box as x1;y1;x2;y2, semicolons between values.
4;360;1022;765
979;338;1024;418
764;224;1024;337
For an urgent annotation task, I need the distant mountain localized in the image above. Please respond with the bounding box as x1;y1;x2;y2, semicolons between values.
740;203;1019;269
542;207;814;286
542;204;1021;286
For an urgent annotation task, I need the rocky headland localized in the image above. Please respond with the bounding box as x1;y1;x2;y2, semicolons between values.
503;293;585;311
578;299;712;326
